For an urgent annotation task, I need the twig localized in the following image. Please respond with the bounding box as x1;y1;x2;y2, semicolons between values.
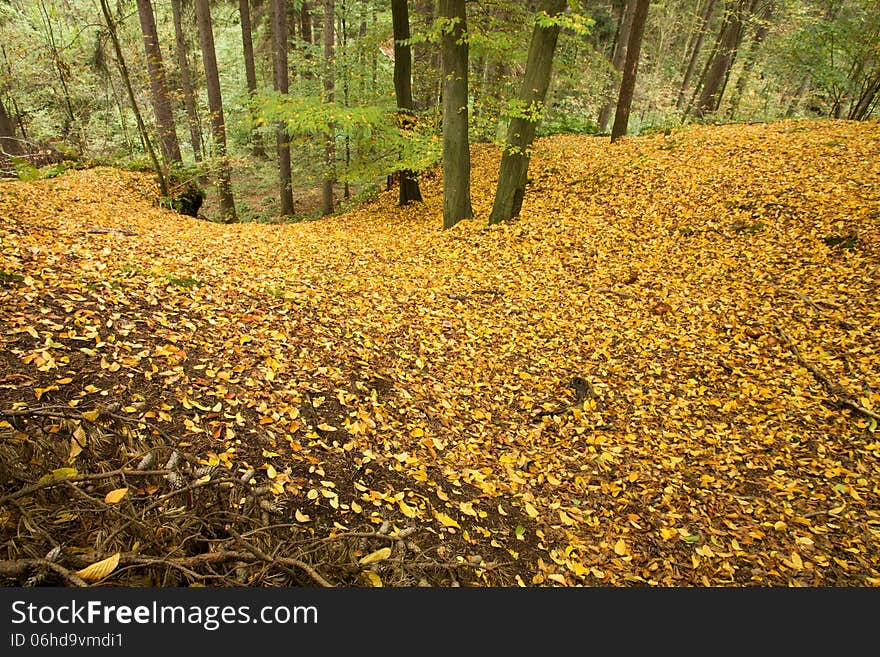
0;469;173;505
777;327;880;423
595;286;633;300
226;526;333;587
0;559;88;587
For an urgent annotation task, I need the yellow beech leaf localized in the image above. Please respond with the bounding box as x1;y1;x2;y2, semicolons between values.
614;539;628;556
266;464;277;479
660;527;678;540
74;552;120;582
398;499;417;518
790;552;803;570
295;509;311;522
434;511;461;529
39;467;77;484
360;571;383;587
359;547;392;565
524;502;539;519
81;410;101;422
104;487;129;504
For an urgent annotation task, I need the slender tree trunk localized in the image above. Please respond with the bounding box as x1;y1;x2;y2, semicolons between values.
785;74;810;117
136;0;182;164
239;0;267;158
413;0;437;113
37;0;76;140
99;0;167;197
676;0;717;110
322;0;336;216
0;95;21;156
270;0;294;215
170;0;204;162
301;2;314;42
391;0;423;205
611;0;650;142
489;0;566;224
849;74;880;120
598;0;636;132
695;0;754;118
194;0;237;222
727;1;773;119
439;0;472;229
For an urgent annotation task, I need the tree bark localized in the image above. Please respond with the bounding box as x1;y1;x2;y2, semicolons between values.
489;0;566;224
322;0;336;216
611;0;650;143
391;0;423;205
170;0;204;162
0;95;21;156
439;0;473;229
99;0;167;197
239;0;267;158
727;1;773;119
598;0;637;132
136;0;182;164
194;0;237;222
694;0;754;118
270;0;295;216
676;0;717;110
301;1;314;43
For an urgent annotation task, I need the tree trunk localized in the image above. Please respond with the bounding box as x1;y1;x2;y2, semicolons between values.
439;0;473;229
391;0;423;205
194;0;237;222
239;0;267;158
727;1;773;119
170;0;204;162
0;95;21;156
489;0;566;224
848;74;880;121
610;0;650;143
322;0;336;216
301;2;313;43
99;0;167;197
136;0;182;164
694;0;754;118
598;0;637;132
270;0;295;216
676;0;717;110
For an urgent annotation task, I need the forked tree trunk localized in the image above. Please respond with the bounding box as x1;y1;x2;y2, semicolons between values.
676;0;717;110
194;0;237;222
727;1;773;119
136;0;182;164
611;0;650;142
598;0;636;132
391;0;423;205
439;0;473;229
170;0;204;162
239;0;267;158
270;0;294;215
322;0;336;216
489;0;566;224
694;0;754;118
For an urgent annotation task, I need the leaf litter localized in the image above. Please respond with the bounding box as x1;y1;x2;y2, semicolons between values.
0;119;878;586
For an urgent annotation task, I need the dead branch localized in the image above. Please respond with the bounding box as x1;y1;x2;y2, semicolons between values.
777;327;880;423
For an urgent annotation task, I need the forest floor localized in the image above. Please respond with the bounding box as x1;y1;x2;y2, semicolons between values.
1;118;879;587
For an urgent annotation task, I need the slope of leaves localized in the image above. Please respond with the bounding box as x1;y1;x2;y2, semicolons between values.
1;119;879;587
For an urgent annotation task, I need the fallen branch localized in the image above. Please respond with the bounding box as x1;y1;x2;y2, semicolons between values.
777;327;880;423
227;526;333;588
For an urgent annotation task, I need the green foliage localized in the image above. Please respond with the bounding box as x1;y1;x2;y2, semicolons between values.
165;274;204;288
255;91;441;184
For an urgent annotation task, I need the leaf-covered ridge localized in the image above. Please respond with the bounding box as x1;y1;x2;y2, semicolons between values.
1;119;878;586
